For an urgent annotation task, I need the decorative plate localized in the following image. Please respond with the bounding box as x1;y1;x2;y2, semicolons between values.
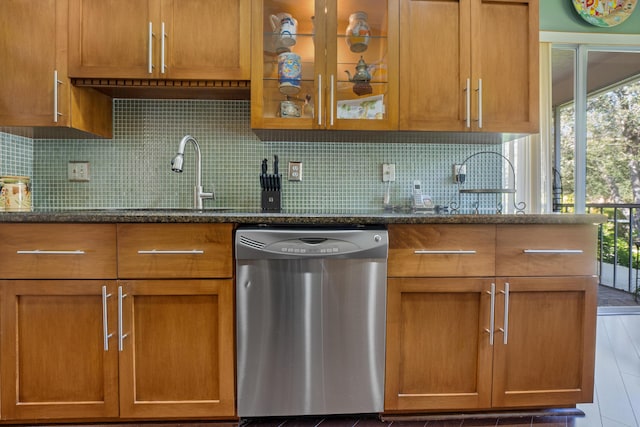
572;0;638;27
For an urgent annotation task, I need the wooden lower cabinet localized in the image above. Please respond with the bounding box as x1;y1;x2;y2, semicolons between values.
0;280;119;420
385;275;597;412
385;277;494;411
0;223;236;421
118;279;235;418
491;276;597;408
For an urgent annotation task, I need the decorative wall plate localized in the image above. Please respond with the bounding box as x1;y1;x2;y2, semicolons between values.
572;0;637;27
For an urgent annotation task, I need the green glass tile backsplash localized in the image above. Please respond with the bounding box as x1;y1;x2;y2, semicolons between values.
2;99;506;212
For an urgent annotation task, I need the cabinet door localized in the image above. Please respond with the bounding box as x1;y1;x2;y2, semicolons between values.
118;280;235;418
69;0;161;78
328;0;398;131
471;0;538;133
162;0;250;80
385;277;493;411
0;281;119;420
251;0;398;131
0;0;65;127
251;0;322;130
491;277;597;407
399;0;470;131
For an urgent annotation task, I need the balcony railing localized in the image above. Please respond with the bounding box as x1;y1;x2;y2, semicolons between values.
559;203;640;298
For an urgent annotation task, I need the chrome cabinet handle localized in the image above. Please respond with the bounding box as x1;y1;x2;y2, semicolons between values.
465;77;471;128
330;74;335;127
53;70;62;123
161;22;166;74
102;286;114;351
17;249;86;255
118;286;128;351
317;74;323;126
485;283;496;345
498;282;510;344
148;22;154;74
414;250;477;254
137;249;204;255
476;78;483;129
523;249;583;254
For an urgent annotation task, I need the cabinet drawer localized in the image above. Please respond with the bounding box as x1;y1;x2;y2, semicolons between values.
388;224;496;277
117;223;233;278
0;224;117;279
496;225;597;276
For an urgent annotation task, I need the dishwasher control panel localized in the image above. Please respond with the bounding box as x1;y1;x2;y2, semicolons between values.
235;227;387;259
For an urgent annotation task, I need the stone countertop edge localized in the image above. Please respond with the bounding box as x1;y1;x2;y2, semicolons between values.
0;210;608;225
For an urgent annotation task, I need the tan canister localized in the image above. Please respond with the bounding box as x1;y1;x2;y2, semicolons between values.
1;176;32;212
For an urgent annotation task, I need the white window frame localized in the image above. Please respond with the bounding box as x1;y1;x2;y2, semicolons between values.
538;32;640;213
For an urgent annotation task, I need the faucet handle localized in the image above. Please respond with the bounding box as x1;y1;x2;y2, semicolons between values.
201;189;215;201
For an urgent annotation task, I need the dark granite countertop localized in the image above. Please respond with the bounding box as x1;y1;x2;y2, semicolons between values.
0;209;607;225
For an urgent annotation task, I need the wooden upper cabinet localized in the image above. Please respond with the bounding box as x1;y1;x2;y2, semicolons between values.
251;0;399;131
0;0;112;137
0;0;59;125
69;0;251;80
399;0;538;134
162;0;251;80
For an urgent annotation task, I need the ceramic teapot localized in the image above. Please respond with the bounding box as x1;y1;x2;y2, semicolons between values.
344;56;372;83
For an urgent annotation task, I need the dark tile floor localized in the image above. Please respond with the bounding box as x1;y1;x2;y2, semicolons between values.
239;412;587;427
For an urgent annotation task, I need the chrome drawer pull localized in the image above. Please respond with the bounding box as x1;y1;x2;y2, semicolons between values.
414;250;477;254
499;282;510;345
17;249;86;255
523;249;583;254
137;249;205;255
485;283;496;346
102;286;113;351
118;286;128;352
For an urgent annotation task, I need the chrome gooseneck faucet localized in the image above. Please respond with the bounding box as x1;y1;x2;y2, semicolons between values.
170;135;214;209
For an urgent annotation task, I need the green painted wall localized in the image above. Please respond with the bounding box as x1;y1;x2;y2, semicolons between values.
540;0;640;33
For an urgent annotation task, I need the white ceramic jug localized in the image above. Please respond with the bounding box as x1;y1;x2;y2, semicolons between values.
270;13;297;51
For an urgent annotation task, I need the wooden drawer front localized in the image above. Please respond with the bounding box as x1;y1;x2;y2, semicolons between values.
0;224;117;279
117;223;233;278
496;225;597;276
388;225;496;277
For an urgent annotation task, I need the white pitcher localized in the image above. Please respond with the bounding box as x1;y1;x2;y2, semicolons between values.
270;13;297;51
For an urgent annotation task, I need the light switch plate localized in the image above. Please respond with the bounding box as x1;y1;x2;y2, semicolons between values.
68;161;90;182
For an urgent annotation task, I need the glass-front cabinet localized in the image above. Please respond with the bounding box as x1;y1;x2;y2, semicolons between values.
251;0;398;131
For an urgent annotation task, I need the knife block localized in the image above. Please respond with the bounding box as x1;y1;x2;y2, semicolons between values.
261;190;281;212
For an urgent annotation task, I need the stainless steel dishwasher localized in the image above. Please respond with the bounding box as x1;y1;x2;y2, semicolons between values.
235;226;388;417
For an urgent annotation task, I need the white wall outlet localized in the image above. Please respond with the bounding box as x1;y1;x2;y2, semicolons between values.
288;161;302;181
382;163;396;182
453;164;467;183
68;161;90;182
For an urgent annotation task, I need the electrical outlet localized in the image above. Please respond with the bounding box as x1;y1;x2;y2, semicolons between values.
382;163;396;182
288;161;302;181
68;161;90;182
453;164;466;184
